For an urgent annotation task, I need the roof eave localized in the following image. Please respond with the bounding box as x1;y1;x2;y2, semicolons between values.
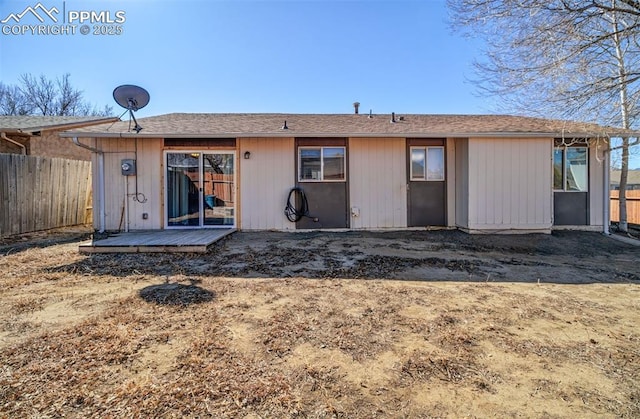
60;130;621;139
20;117;120;134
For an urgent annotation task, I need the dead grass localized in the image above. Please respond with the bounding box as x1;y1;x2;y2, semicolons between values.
0;234;639;418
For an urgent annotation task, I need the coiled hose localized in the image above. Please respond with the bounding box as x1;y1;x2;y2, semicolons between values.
284;187;317;222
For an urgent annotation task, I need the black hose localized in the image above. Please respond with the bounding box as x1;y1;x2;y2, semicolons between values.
285;187;317;222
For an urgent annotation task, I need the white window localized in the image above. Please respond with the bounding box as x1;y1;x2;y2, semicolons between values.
553;146;588;192
410;146;445;181
299;147;346;182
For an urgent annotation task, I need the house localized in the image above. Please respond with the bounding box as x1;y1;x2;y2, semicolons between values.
0;115;118;160
610;170;640;190
60;112;631;234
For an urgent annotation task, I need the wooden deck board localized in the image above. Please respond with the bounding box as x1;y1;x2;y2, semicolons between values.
79;229;235;253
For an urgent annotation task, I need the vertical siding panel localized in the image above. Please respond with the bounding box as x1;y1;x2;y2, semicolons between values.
348;137;405;229
362;139;370;228
454;138;468;228
240;137;295;230
517;141;526;224
546;139;553;224
512;139;519;224
488;139;498;225
350;138;364;229
467;139;476;226
370;139;378;227
130;138;161;229
386;138;396;227
381;138;389;227
256;138;265;230
467;137;552;231
260;137;267;229
391;138;401;227
476;140;487;225
240;138;252;229
526;140;535;224
446;138;456;227
397;138;408;227
361;139;370;228
264;137;274;230
377;139;386;228
349;139;360;228
502;140;511;225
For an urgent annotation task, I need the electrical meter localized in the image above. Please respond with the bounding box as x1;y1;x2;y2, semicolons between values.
121;159;136;176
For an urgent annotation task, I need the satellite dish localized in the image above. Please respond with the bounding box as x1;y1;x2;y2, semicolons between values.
113;84;150;133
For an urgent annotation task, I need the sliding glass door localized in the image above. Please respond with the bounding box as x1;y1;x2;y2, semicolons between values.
166;151;235;228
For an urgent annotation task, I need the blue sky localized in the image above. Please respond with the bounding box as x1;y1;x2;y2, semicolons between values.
0;0;639;169
0;0;491;117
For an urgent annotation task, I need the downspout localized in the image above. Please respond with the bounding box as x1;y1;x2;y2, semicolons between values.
72;137;105;233
1;132;27;155
603;145;611;235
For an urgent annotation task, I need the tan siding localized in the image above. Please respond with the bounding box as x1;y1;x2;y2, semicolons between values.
349;137;407;229
589;140;605;227
467;137;552;230
239;137;295;230
97;137;163;231
446;138;456;227
455;138;469;228
129;138;163;230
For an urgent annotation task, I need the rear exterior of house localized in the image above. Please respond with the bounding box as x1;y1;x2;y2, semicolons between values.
62;113;616;234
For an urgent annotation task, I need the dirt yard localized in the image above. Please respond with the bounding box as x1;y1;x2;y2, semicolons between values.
0;229;638;417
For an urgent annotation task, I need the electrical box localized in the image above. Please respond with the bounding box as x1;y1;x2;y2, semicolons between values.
121;159;136;176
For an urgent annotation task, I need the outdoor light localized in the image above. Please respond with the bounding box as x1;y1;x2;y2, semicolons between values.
244;151;251;159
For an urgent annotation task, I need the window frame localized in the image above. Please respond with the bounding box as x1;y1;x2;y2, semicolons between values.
553;145;589;192
298;146;346;182
410;146;445;182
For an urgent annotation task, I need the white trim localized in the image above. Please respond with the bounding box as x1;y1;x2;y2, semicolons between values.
553;145;589;192
297;146;347;183
409;146;445;182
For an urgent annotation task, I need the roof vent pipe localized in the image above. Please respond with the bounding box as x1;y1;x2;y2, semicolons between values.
353;102;360;114
368;109;373;118
281;120;288;130
391;112;396;123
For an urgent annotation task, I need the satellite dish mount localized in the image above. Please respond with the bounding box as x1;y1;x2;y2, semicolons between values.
113;85;150;133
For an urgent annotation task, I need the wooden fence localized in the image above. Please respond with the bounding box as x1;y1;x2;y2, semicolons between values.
0;153;92;237
610;190;640;225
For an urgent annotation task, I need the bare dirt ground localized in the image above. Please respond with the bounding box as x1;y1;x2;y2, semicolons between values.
0;228;639;417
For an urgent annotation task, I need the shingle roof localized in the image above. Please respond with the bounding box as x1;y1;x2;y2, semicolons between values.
0;115;118;133
60;112;634;138
611;170;640;186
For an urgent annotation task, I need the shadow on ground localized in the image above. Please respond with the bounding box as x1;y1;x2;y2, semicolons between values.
139;281;216;306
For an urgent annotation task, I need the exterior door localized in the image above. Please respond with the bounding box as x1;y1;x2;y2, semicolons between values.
553;144;589;225
407;139;446;226
295;138;349;229
165;151;235;228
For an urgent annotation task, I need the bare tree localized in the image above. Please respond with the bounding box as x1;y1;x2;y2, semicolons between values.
0;83;31;115
0;73;112;117
449;0;640;232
